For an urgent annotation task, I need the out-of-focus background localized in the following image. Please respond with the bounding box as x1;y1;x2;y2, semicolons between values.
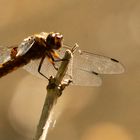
0;0;139;140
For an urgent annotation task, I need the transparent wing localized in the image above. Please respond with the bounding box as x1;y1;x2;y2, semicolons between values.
0;36;35;65
24;47;124;87
23;56;72;81
16;36;35;56
71;68;102;86
17;32;49;57
73;50;125;74
56;47;124;86
0;46;13;64
23;57;58;78
23;47;72;80
54;47;102;86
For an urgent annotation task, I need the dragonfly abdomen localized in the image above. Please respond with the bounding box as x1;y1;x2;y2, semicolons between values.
0;56;30;78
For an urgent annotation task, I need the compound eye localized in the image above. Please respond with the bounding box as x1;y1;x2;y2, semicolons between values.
55;33;63;41
56;34;63;40
54;33;63;49
46;32;63;50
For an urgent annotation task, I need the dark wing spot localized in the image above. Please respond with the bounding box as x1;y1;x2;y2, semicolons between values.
92;71;99;75
111;58;119;63
79;68;99;75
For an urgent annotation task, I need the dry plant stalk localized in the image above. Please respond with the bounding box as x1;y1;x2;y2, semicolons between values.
33;49;73;140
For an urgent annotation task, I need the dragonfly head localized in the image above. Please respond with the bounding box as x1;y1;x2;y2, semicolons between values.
46;32;63;50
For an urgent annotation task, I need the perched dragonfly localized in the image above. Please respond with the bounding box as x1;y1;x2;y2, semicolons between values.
0;32;124;86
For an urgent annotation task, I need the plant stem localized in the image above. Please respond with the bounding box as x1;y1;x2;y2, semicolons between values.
33;49;73;140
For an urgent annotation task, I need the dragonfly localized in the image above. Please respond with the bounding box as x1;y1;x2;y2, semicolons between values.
0;32;124;86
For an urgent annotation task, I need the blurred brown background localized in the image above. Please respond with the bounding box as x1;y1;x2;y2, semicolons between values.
0;0;139;140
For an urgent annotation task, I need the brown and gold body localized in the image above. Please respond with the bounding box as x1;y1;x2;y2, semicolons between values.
0;32;63;78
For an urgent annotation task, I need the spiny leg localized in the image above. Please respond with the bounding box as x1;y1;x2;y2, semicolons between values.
38;53;68;80
52;58;72;82
50;50;68;62
50;56;68;71
47;51;60;70
38;55;49;80
50;50;72;79
50;57;69;71
47;57;59;70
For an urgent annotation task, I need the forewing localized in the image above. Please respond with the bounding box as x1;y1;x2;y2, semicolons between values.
73;50;125;74
56;47;124;86
16;36;35;56
0;36;35;65
0;46;13;64
24;47;124;87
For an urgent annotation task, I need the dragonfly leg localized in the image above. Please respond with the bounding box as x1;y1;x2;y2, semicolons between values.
47;57;58;71
52;58;69;70
47;52;68;71
50;49;68;62
38;55;49;80
38;54;70;80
